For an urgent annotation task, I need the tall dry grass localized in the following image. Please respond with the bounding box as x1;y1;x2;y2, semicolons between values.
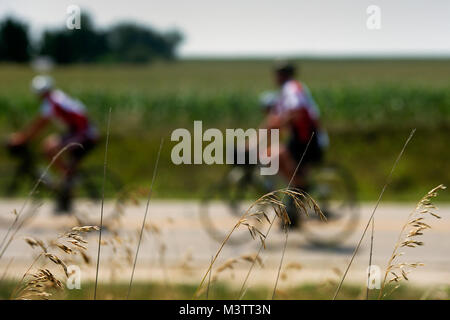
378;184;446;299
334;129;416;300
194;188;323;299
0;143;83;261
12;225;98;300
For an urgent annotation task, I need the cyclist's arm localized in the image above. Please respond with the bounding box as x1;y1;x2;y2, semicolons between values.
265;84;303;130
10;116;49;145
264;109;301;130
257;110;296;150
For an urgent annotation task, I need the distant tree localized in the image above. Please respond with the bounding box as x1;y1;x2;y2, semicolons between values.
39;14;182;64
0;17;30;62
107;23;183;63
163;29;184;59
40;14;107;64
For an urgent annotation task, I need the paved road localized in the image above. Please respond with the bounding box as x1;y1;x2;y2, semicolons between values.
0;199;449;289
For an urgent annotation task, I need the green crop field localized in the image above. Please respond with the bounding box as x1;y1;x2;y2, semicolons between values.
0;59;449;200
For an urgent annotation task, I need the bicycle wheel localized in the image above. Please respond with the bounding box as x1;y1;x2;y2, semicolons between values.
199;165;270;246
71;166;125;226
300;163;359;246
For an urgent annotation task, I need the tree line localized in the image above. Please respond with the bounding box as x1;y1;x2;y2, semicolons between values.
0;14;183;64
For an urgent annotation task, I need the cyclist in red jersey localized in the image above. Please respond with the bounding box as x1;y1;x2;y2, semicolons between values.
8;75;99;212
262;61;328;225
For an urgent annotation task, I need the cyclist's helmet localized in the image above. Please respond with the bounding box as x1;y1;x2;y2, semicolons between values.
259;91;278;112
31;75;54;95
273;59;296;77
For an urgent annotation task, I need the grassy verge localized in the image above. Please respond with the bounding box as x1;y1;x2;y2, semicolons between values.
0;280;447;300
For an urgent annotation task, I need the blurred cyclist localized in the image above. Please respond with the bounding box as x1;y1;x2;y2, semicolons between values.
261;61;328;226
8;75;99;213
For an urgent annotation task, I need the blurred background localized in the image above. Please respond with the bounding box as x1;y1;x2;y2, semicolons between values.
0;0;448;200
0;0;449;299
0;0;449;200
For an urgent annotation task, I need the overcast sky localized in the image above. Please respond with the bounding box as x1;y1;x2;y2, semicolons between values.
1;0;449;57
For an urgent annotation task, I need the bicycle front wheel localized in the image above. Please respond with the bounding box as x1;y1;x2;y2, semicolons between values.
301;163;359;246
199;166;268;246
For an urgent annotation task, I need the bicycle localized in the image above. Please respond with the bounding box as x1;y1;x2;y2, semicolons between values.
199;158;359;247
0;143;124;226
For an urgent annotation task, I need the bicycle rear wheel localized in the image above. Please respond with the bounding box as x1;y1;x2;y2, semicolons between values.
199;166;269;246
301;163;359;246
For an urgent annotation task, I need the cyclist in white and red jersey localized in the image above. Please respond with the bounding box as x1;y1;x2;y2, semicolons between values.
262;61;328;225
9;75;98;212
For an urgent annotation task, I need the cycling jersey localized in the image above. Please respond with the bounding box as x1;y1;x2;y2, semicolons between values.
274;80;321;144
40;90;95;137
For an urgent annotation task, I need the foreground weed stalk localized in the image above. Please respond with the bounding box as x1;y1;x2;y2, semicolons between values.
378;184;446;299
0;143;81;261
127;138;164;299
94;107;112;300
13;226;97;300
333;128;415;300
194;188;322;299
272;228;289;299
238;133;315;300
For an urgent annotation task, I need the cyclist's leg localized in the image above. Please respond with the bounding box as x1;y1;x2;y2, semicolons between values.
268;143;300;228
283;137;320;228
52;133;96;213
287;132;326;189
281;137;313;190
42;134;70;173
64;134;96;174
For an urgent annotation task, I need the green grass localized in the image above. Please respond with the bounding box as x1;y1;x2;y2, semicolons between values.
0;280;447;300
0;59;449;200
